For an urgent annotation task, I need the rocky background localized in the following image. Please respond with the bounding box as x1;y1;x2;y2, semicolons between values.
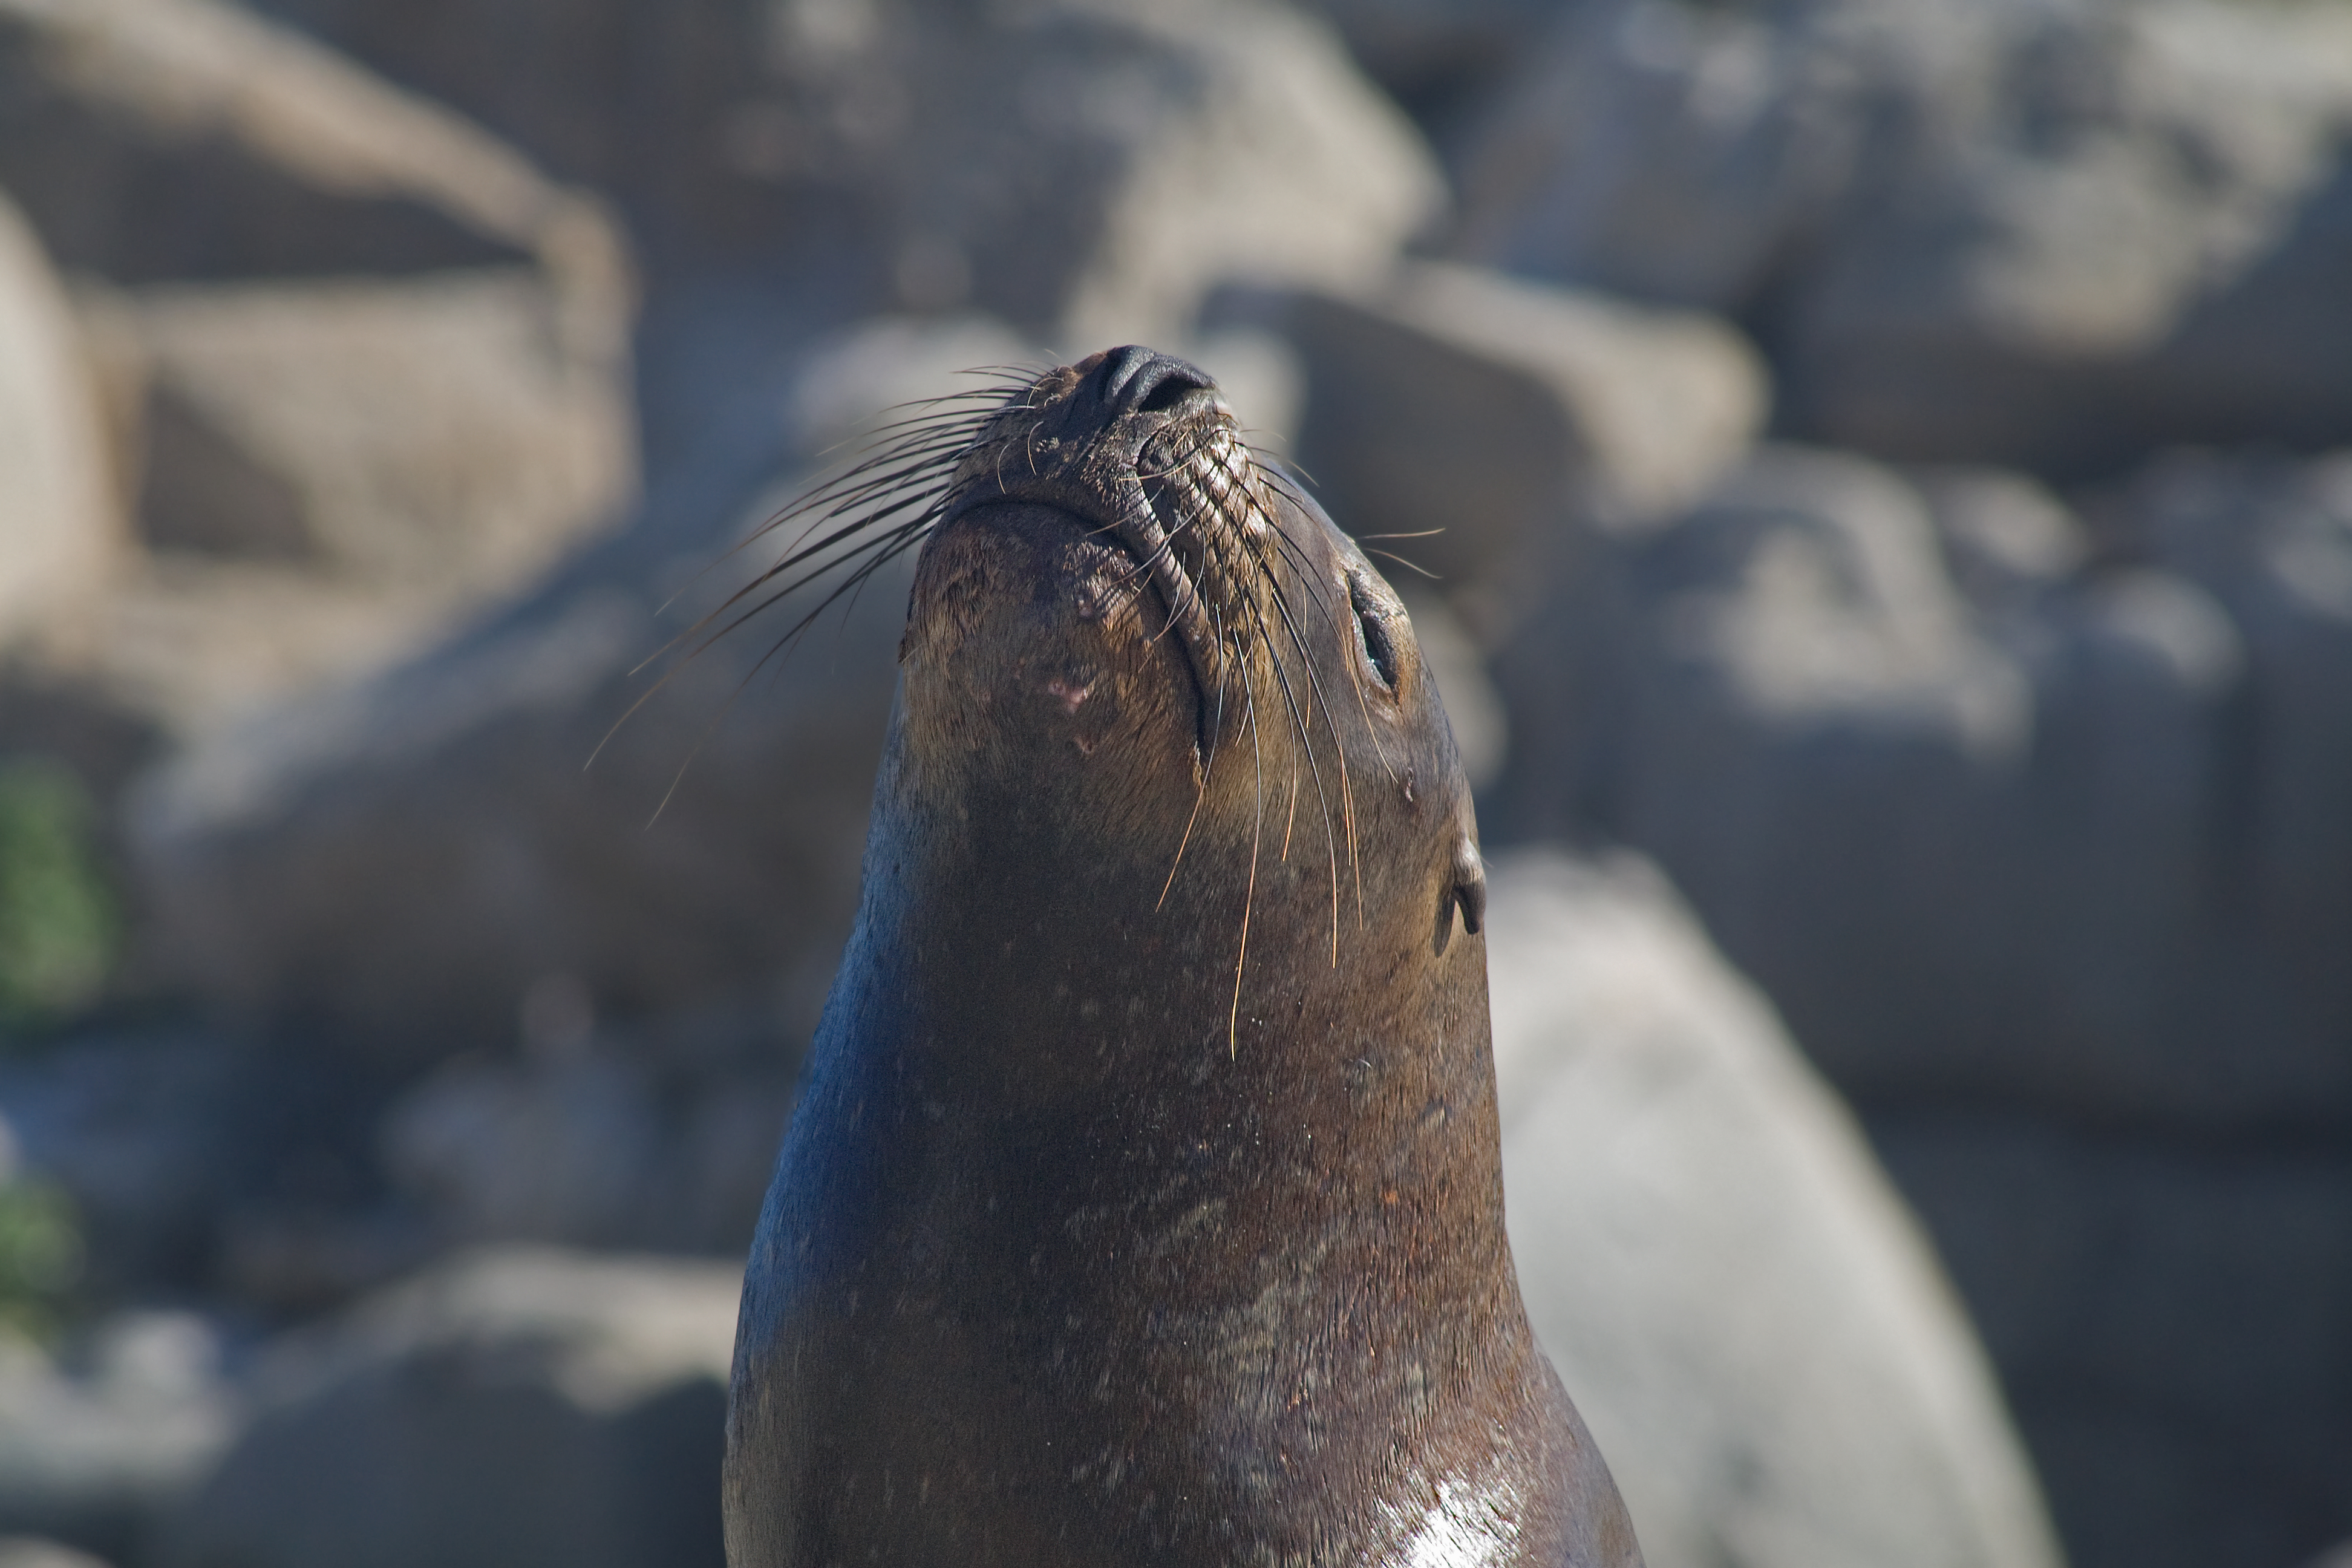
0;0;2345;1565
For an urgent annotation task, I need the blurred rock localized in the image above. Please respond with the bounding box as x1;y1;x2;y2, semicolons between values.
1285;260;1766;604
1451;0;2352;474
1396;586;1506;790
861;0;1443;348
1494;442;2352;1131
160;1247;735;1568
1874;1111;2352;1568
380;1024;795;1256
0;1539;113;1568
249;0;1441;351
1489;847;2061;1568
0;0;571;282
0;0;636;742
0;1313;237;1566
121;315;1027;1060
240;0;828;274
1295;0;1563;128
83;267;633;727
1491;443;2352;1567
0;192;119;649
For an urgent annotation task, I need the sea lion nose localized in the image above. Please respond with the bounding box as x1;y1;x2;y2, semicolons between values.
1086;345;1218;420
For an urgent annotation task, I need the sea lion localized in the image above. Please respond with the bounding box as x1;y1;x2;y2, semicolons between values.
723;345;1642;1567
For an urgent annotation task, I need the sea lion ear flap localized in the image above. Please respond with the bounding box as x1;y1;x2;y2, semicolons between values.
1436;835;1489;955
1454;836;1487;935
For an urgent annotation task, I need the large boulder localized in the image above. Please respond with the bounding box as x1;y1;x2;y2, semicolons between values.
852;0;1443;348
158;1247;737;1568
0;0;636;739
1449;0;2352;475
1282;261;1766;601
1489;848;2061;1568
249;0;1441;349
1873;1109;2352;1568
1291;0;1565;125
1488;443;2352;1567
1492;442;2352;1131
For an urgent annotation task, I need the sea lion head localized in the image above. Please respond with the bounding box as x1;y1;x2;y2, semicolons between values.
799;345;1486;1006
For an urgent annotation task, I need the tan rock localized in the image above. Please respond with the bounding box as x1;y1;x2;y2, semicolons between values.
0;0;638;737
1289;261;1766;599
0;191;121;645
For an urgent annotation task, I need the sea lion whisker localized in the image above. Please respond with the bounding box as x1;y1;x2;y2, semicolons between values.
1279;768;1301;864
597;504;941;774
673;509;942;686
1364;548;1442;581
632;523;940;825
1154;770;1211;914
636;422;984;627
1202;598;1235;785
1235;575;1351;961
766;440;981;522
693;513;938;658
1227;628;1267;1060
811;384;1033;448
778;412;1001;501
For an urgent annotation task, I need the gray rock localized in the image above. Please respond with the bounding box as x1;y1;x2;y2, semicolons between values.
159;1247;738;1568
1285;261;1766;604
1872;1110;2352;1568
240;0;824;273
1494;442;2352;1131
867;0;1443;348
71;268;636;734
0;0;638;740
1489;847;2062;1568
1293;0;1563;122
0;190;119;651
1490;444;2352;1567
379;1032;793;1257
1450;0;2352;474
120;315;1026;1060
247;0;1441;353
0;1313;237;1565
0;0;626;289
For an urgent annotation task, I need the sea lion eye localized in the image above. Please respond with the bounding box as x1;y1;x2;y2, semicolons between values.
1349;573;1400;691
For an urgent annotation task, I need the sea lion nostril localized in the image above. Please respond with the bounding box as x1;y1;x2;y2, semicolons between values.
1091;345;1216;419
1132;365;1211;415
1090;344;1157;410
